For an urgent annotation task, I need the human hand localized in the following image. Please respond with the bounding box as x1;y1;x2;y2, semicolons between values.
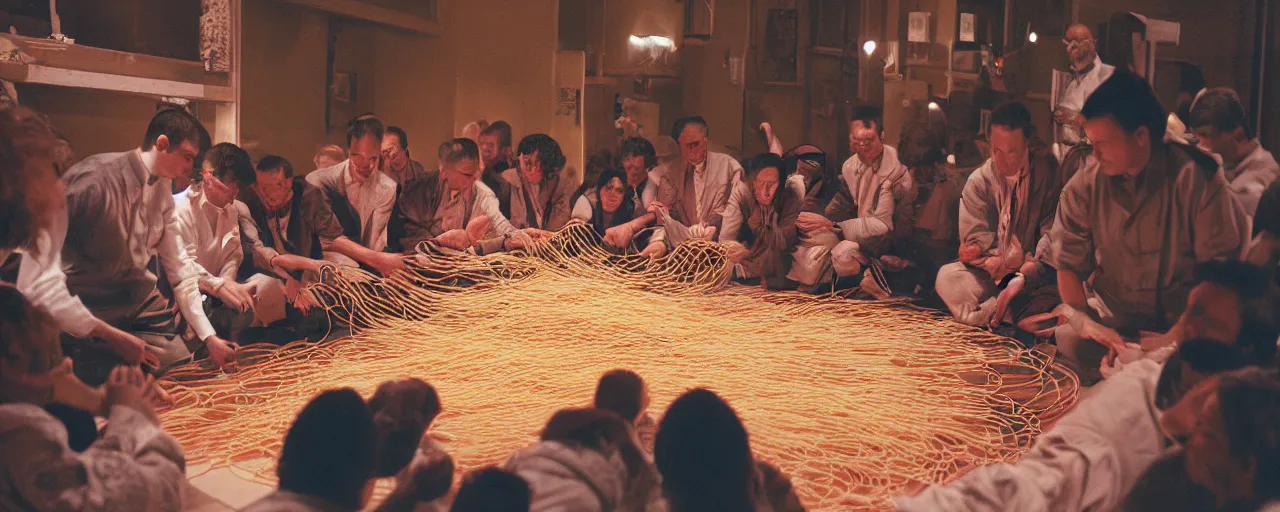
1140;330;1178;352
977;257;1003;279
372;252;407;277
603;223;635;248
205;336;238;371
98;324;162;369
525;229;556;241
958;243;984;264
1079;317;1126;356
639;242;667;259
796;212;833;233
465;215;491;244
295;289;320;315
723;240;749;263
989;273;1025;328
434;229;472;251
215;281;256;314
646;200;667;218
104;365;157;423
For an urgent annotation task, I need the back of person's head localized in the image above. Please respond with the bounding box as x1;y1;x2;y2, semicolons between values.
142;107;207;153
368;378;443;478
314;144;347;168
194;142;255;186
850;105;883;133
257;155;295;179
443;138;481;167
1188;88;1254;139
277;388;376;509
480;121;513;149
346;114;385;148
1081;69;1168;144
618;137;658;170
594;369;646;423
671;116;709;139
1193;260;1280;364
450;467;532;512
516;134;566;178
0;106;59;251
541;407;649;482
386;126;410;150
654;388;756;512
0;284;63;405
1216;367;1280;503
989;101;1036;139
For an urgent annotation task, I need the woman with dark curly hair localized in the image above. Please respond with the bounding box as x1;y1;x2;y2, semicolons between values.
497;133;579;235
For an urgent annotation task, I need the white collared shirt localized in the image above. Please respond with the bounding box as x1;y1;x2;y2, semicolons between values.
344;164;378;233
692;160;708;217
173;183;244;292
7;208;99;338
1058;56;1116;144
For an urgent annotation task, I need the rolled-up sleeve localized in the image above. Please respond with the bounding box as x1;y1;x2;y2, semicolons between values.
16;210;98;338
719;182;748;243
836;182;893;242
1049;172;1096;278
476;184;516;236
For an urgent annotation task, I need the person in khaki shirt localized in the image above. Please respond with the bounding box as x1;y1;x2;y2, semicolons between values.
644;116;744;250
1046;70;1248;381
1187;88;1279;217
498;133;577;235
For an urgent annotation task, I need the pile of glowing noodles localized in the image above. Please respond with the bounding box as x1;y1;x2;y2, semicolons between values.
158;223;1078;511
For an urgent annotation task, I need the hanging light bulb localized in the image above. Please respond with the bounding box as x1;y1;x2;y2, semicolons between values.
863;40;876;56
1028;32;1038;43
927;102;941;111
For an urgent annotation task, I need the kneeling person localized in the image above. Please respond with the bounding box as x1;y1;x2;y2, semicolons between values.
721;153;803;286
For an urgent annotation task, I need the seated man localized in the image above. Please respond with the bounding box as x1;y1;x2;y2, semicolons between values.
936;102;1067;328
306;114;404;274
61;108;236;384
382;126;428;187
759;123;841;288
396;138;526;254
478;121;515;204
498;134;577;233
645;116;744;247
721;153;803;287
174;143;287;341
896;261;1279;512
0;285;185;512
793;105;917;297
242;155;387;320
1048;71;1248;382
1188;88;1279;217
577;137;665;256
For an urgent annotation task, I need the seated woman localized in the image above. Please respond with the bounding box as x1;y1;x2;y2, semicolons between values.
719;153;803;288
571;169;654;253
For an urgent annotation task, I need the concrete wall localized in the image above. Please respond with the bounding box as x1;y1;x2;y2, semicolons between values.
681;0;750;155
449;0;560;143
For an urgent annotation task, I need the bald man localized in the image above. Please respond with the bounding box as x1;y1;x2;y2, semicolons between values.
1054;24;1115;146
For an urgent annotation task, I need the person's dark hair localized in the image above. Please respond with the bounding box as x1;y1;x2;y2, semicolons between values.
654;388;756;512
194;142;255;186
346;114;386;148
541;407;649;486
277;388;376;509
443;138;481;167
1188;88;1254;139
1080;69;1168;144
989;101;1036;139
671;116;709;139
449;467;532;512
578;148;614;199
589;168;636;236
142;108;207;153
1193;260;1280;364
850;105;884;133
594;369;645;423
618;137;658;171
480;120;513;150
256;155;295;179
0;106;59;251
1215;367;1280;502
386;126;410;150
516;134;566;180
0;284;63;393
744;153;791;211
368;378;443;478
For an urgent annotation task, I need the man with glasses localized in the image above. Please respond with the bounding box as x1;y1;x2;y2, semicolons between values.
645;116;744;252
794;105;916;298
305;114;405;275
173;143;287;340
1054;24;1115;148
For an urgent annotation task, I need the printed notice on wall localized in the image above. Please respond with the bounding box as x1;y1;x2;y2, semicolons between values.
960;13;976;42
908;12;930;43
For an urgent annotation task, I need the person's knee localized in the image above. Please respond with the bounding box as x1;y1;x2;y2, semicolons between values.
831;241;863;277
